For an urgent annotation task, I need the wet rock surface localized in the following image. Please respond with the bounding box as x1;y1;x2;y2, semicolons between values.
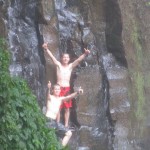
1;0;150;149
2;0;46;106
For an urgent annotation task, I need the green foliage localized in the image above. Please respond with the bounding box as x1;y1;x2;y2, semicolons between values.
131;21;145;122
133;72;145;121
129;20;147;137
146;2;150;6
131;22;143;67
0;38;61;150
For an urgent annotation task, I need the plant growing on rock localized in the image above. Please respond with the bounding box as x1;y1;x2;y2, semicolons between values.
0;38;61;150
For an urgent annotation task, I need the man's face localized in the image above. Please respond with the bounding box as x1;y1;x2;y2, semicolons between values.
61;54;70;64
53;85;61;96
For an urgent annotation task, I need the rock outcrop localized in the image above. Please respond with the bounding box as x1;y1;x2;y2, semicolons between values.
1;0;150;149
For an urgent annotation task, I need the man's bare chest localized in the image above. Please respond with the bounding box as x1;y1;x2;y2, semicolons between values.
48;97;61;107
58;67;72;76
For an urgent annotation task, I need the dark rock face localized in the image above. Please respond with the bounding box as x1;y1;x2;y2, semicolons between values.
42;1;113;149
1;0;46;105
0;0;7;37
106;0;127;67
1;0;150;149
117;0;150;149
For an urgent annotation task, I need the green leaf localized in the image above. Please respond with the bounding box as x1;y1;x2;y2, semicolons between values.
0;38;59;150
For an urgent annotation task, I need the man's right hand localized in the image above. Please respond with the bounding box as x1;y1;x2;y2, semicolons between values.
78;87;83;94
84;48;90;55
42;43;48;50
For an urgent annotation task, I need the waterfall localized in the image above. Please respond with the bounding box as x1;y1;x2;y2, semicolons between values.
2;0;150;149
6;0;46;105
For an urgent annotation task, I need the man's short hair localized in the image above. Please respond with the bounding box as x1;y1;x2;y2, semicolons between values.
52;84;61;89
60;53;70;58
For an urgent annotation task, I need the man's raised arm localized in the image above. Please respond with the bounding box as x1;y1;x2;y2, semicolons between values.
71;48;90;68
61;87;83;101
42;43;61;66
46;81;51;101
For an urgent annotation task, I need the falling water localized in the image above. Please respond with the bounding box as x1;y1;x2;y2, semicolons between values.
6;0;46;105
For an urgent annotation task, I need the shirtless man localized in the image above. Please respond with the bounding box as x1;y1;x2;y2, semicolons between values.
46;81;83;147
43;42;90;127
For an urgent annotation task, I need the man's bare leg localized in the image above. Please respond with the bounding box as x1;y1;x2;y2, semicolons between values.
62;130;72;146
64;108;70;127
56;110;60;123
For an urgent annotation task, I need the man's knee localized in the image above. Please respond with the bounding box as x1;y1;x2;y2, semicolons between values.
66;130;72;137
65;108;70;113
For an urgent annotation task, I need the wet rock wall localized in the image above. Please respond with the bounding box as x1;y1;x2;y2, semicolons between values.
1;0;150;149
1;0;46;106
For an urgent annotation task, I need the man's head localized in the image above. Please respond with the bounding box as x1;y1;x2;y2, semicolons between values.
52;84;61;96
60;53;70;65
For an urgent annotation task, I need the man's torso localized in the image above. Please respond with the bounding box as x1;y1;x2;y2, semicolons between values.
46;95;62;119
56;64;73;87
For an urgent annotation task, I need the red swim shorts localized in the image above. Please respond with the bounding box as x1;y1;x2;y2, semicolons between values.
60;87;72;109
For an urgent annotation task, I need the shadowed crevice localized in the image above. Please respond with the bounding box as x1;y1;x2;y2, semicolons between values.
105;0;127;67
